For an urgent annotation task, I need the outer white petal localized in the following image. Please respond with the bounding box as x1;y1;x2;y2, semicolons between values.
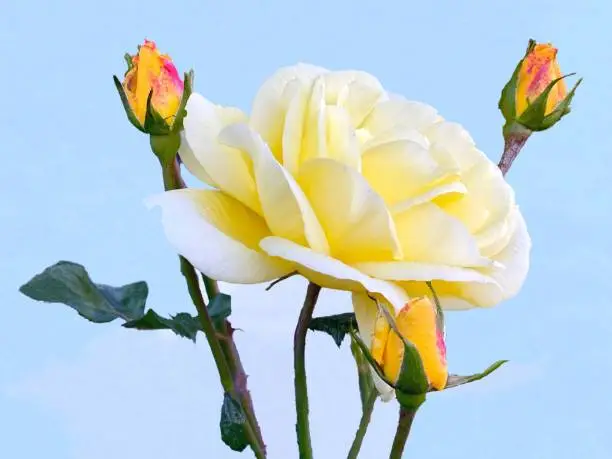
146;189;292;283
259;236;408;310
479;208;531;300
219;123;329;254
178;132;216;186
352;292;395;401
298;158;402;262
182;94;262;214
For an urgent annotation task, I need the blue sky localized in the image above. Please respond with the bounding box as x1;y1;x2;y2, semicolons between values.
1;0;610;458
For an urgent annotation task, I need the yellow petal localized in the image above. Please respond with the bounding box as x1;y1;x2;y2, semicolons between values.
362;98;441;137
393;202;492;267
322;70;385;127
146;189;293;283
182;94;262;214
219;124;329;254
383;297;448;390
441;157;514;235
424;121;483;172
250;64;328;162
297;158;402;262
260;236;409;308
361;139;455;207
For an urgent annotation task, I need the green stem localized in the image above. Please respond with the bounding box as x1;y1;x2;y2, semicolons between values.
160;156;266;459
346;391;377;459
389;407;417;459
179;257;234;391
294;282;321;459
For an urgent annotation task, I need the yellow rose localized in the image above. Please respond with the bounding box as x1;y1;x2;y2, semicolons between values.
516;42;566;117
147;64;531;397
122;39;184;127
370;297;447;391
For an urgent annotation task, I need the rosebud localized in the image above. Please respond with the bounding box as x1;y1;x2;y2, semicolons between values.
113;40;194;161
371;297;447;391
499;39;581;132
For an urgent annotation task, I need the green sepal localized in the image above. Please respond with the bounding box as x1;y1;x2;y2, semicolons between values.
171;70;194;133
123;53;134;74
533;78;582;131
498;39;536;122
348;328;394;387
308;312;357;347
498;56;521;122
349;334;376;410
517;73;577;131
143;90;172;135
426;282;444;338
438;360;508;391
112;75;145;132
208;293;232;332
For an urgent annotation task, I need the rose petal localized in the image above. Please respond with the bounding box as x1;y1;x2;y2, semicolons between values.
393;202;492;267
259;236;408;309
298;158;402;262
250;63;328;162
146;189;292;283
219;124;329;254
182;94;262;214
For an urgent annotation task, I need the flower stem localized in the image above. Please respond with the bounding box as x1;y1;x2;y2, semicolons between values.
346;391;377;459
294;282;321;459
498;123;531;176
160;155;266;458
389;407;417;459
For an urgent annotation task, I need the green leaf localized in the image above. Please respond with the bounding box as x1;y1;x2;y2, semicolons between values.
112;75;145;132
19;261;148;323
123;309;202;342
208;293;231;331
442;360;508;390
350;335;376;411
220;392;248;452
308;312;357;347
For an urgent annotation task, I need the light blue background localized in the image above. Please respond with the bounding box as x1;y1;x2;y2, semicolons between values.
1;0;610;458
